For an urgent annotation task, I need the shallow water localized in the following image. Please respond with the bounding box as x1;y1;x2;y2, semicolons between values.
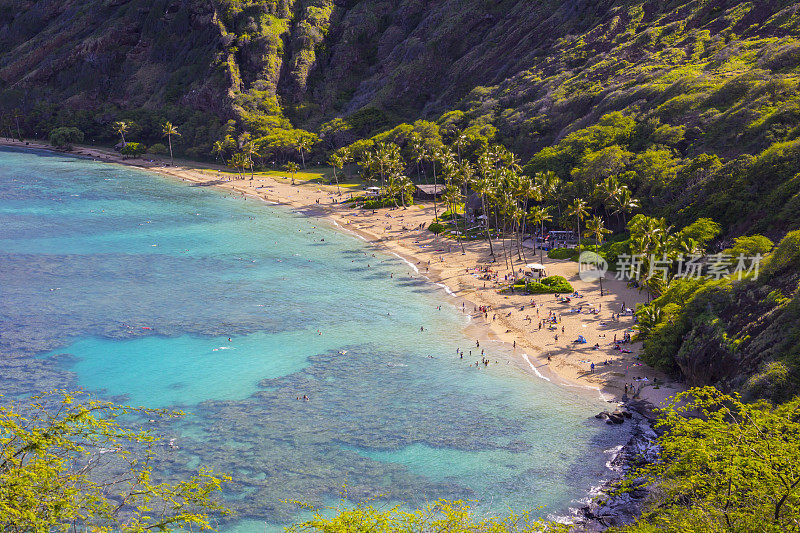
0;147;630;530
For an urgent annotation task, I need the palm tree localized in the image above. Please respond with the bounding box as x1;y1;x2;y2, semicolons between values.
586;216;611;252
457;159;475;252
596;176;621;220
408;134;425;184
211;141;225;163
284;161;300;185
499;191;516;271
567;198;589;254
297;137;314;169
229;152;248;179
242;142;258;180
508;203;524;273
536;170;563;218
161;122;180;165
112;121;129;146
427;147;441;221
516;174;539;261
474;153;496;256
586;216;611;295
451;130;468;163
398;174;414;209
328;153;343;194
611;186;640;228
374;143;391;187
527;205;552;266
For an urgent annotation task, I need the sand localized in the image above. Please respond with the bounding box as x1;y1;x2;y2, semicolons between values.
1;138;685;411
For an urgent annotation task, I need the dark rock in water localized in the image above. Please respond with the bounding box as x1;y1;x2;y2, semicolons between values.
595;411;609;419
574;402;661;531
608;412;625;424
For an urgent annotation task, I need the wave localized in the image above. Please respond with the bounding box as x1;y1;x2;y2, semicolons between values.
522;353;551;382
390;251;419;273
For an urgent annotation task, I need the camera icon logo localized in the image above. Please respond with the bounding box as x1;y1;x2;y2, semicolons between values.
578;251;608;282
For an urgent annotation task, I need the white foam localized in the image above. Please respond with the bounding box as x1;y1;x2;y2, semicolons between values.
558;380;611;401
522;353;551;381
605;444;624;469
390;252;419;273
434;282;456;296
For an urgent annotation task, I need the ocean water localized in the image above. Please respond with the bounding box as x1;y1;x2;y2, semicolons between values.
0;146;630;530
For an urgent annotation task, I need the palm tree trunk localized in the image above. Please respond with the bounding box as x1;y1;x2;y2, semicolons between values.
500;216;509;270
432;162;439;221
540;221;545;266
482;196;494;256
508;221;516;276
460;182;469;253
168;135;173;164
333;167;341;194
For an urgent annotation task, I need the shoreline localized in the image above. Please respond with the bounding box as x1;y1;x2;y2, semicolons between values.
1;138;684;410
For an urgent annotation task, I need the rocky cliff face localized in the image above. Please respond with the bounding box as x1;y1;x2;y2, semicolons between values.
0;0;229;114
1;0;798;156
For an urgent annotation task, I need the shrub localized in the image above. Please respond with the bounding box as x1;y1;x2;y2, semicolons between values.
149;143;168;155
49;127;84;149
547;248;578;260
762;230;800;278
429;222;446;234
525;275;573;294
361;197;400;209
121;142;147;158
439;210;463;221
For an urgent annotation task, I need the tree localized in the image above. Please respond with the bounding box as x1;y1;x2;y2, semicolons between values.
285;161;300;185
408;133;426;184
625;388;800;532
527;205;552;266
586;215;611;251
328;153;343;195
229;152;249;178
567;198;589;254
112;121;129;146
0;390;229;532
585;215;611;294
242;141;258;180
49;127;84;149
120;142;146;159
161;121;180;165
296;136;317;169
474;153;497;256
611;186;639;228
428;147;442;221
288;498;561;533
211;141;226;163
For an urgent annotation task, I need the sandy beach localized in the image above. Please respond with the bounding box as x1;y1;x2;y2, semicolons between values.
2;138;684;411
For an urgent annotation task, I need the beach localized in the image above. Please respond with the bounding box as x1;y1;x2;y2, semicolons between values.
1;138;684;411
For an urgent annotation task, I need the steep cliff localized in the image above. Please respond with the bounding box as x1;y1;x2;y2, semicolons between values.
3;0;797;158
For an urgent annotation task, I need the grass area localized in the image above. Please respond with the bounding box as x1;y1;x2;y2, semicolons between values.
193;165;364;190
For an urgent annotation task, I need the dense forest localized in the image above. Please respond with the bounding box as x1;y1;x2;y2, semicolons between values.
2;0;800;530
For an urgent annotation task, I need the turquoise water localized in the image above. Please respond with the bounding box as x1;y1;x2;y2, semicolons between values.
0;147;628;530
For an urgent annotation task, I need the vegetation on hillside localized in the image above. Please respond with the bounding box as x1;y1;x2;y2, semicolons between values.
618;387;800;532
